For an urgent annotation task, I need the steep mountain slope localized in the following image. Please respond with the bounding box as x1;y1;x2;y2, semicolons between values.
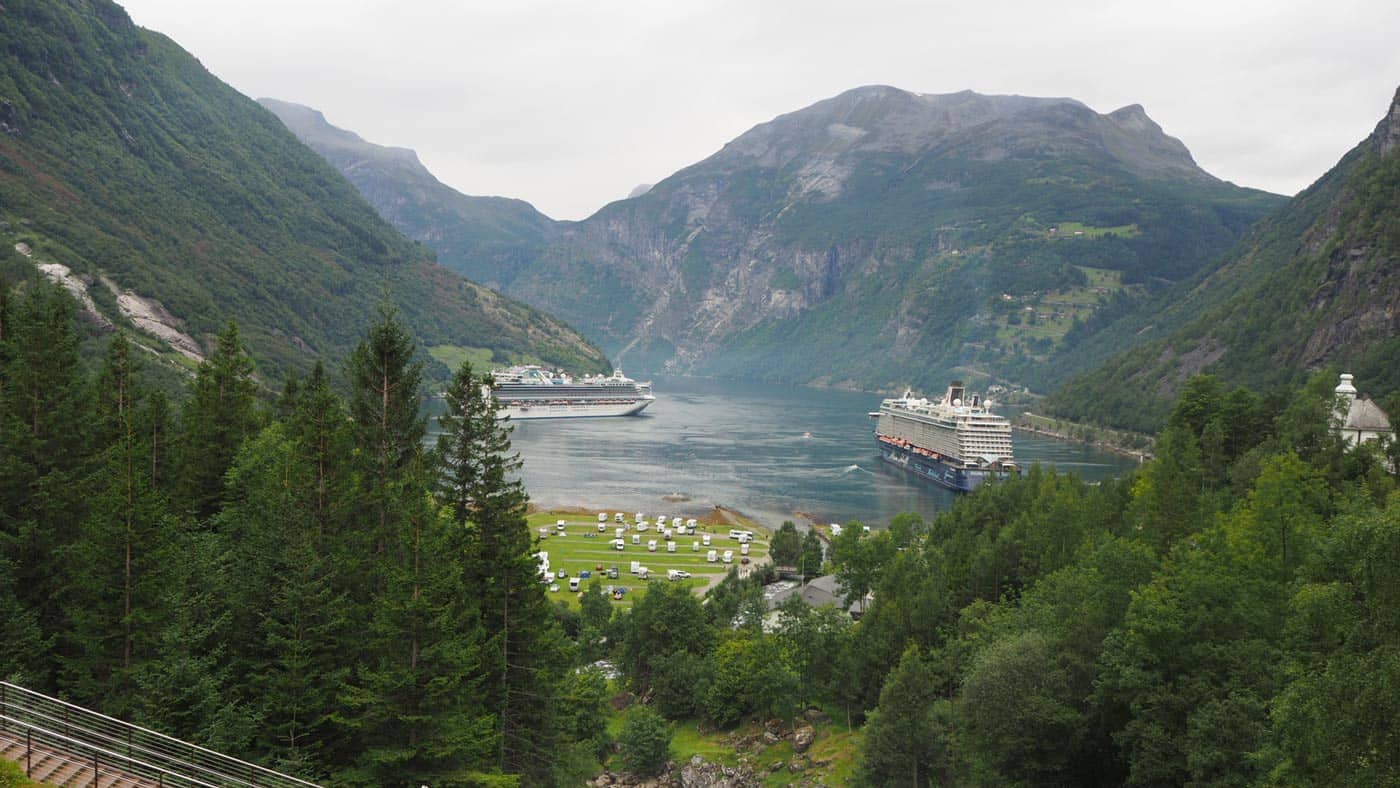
258;98;557;293
519;87;1282;390
0;0;606;382
279;85;1281;391
1042;86;1400;432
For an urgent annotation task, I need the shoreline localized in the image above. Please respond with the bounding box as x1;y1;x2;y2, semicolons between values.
1013;413;1153;462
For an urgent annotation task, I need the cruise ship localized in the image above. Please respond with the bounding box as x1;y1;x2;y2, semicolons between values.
871;382;1018;492
491;366;655;420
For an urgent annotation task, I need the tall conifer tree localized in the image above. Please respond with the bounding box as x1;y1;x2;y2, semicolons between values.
0;282;92;675
346;305;424;565
177;321;258;520
59;333;172;712
437;361;562;781
337;310;494;785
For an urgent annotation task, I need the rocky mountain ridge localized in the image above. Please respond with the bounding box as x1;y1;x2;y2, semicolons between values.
511;86;1281;389
270;85;1283;392
1042;85;1400;431
258;98;557;294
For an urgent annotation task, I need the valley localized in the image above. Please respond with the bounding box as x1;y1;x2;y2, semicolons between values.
2;1;1398;786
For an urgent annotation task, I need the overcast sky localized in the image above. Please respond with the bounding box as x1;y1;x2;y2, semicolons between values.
119;0;1400;221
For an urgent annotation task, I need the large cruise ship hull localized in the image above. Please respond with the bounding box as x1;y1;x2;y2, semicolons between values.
876;439;1011;493
499;398;653;420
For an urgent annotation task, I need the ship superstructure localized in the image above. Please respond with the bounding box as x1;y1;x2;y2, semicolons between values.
871;381;1018;492
491;365;655;420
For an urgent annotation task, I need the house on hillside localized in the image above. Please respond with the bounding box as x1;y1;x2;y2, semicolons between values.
765;575;871;626
1333;374;1394;449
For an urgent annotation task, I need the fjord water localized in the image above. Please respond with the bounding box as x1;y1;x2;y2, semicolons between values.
483;375;1139;528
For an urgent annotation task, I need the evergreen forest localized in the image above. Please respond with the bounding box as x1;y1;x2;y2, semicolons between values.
3;276;1399;786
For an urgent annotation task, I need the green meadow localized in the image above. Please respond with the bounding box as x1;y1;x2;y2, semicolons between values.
526;509;770;609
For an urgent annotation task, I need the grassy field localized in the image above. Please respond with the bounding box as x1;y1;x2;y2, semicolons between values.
426;344;496;373
1050;221;1141;239
991;266;1141;358
527;509;770;610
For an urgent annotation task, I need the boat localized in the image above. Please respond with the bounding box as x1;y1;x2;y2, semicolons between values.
870;381;1018;492
490;365;655;420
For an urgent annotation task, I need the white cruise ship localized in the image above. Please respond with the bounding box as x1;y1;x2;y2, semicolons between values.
871;381;1018;492
491;366;654;420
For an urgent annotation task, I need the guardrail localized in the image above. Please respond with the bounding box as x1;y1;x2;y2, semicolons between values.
0;681;320;787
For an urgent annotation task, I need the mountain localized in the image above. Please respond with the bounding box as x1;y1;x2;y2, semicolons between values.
275;85;1283;392
522;87;1283;390
1041;86;1400;432
257;98;558;294
0;0;606;384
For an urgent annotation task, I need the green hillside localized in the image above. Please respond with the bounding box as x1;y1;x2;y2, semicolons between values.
258;98;558;294
496;89;1285;392
1042;86;1400;432
0;0;607;383
268;86;1283;393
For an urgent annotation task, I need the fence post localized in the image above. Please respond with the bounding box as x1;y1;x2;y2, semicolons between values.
92;754;99;787
25;728;31;776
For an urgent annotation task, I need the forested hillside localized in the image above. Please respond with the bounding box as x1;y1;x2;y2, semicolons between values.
583;372;1399;786
0;280;598;785
5;275;1399;786
0;0;606;384
1042;86;1400;432
258;98;558;295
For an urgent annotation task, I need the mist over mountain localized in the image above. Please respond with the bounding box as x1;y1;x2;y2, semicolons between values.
275;85;1282;392
258;98;559;294
1042;86;1400;432
535;87;1282;387
0;0;606;384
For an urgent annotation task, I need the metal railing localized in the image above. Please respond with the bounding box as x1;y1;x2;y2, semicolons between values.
0;681;320;787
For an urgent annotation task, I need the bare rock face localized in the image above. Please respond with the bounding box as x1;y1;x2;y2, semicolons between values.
678;755;761;788
33;260;112;331
792;725;816;753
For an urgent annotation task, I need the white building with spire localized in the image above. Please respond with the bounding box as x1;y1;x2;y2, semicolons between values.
1333;373;1394;449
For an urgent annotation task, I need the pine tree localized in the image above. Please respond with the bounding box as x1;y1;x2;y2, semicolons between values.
177;321;258;520
287;362;353;539
436;361;562;781
336;312;495;784
58;333;172;712
346;305;424;566
0;281;92;678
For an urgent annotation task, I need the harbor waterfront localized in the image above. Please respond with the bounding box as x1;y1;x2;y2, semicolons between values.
434;375;1140;528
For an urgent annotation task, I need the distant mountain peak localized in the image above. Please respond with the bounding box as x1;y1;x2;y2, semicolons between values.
1378;85;1400;154
258;98;422;167
711;86;1211;191
1109;103;1149;124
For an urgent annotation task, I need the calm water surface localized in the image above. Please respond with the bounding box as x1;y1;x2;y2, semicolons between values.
470;376;1139;529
